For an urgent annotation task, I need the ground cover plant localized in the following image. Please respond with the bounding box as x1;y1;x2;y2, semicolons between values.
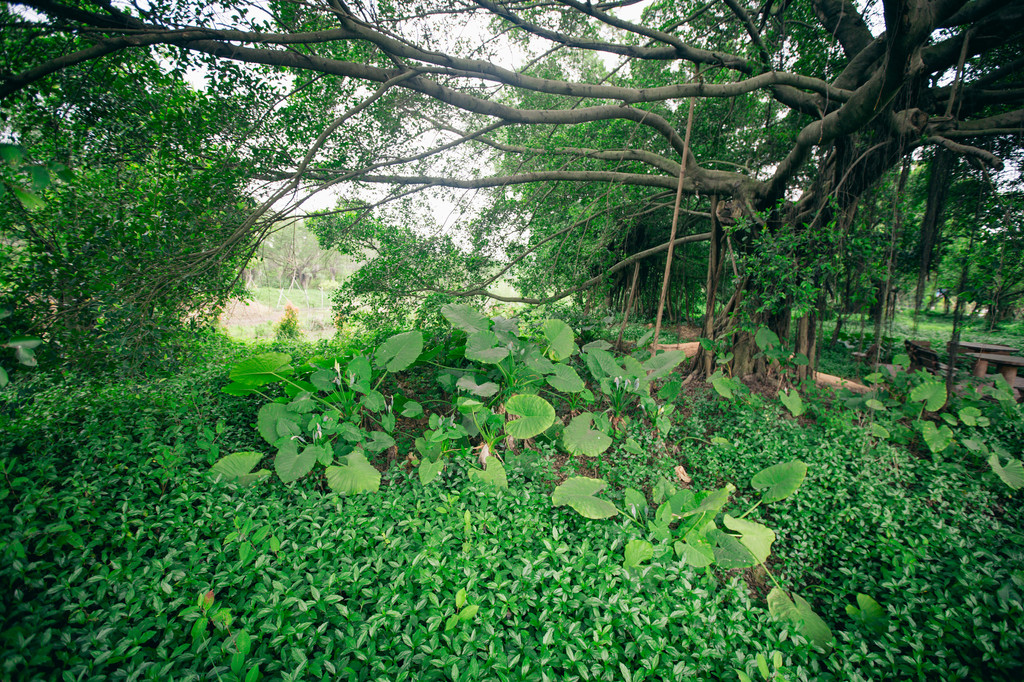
3;308;1024;681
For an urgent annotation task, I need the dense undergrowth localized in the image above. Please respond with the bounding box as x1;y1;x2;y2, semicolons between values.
2;325;1024;681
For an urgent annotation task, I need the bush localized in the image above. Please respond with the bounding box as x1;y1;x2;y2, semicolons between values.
275;304;302;341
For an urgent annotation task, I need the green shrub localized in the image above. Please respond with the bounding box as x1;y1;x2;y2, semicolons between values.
275;304;303;341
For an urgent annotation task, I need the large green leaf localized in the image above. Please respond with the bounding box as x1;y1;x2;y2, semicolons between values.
274;442;318;484
441;304;490;333
346;355;372;386
256;403;298;446
504;394;555;439
562;412;612;457
989;453;1024;490
419;458;445;485
374;330;423;373
709;529;758;569
768;588;834;652
229;353;293;386
0;366;7;389
642;350;685;380
779;390;805;417
546;363;585;393
723;514;775;564
4;336;42;350
465;331;509;364
551;477;618;519
469;459;508;489
846;593;888;634
210;452;270;486
750;460;807;504
326;450;381;494
363;431;395;454
542;319;575;361
623;539;653;569
682;485;734;518
675;529;715;568
920;421;953;453
585;348;622;380
910;381;946;411
454;375;497;398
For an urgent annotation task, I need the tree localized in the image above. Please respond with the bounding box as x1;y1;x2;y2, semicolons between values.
4;0;1022;373
0;29;258;367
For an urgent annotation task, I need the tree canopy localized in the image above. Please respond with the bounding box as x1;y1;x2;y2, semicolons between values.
2;0;1023;369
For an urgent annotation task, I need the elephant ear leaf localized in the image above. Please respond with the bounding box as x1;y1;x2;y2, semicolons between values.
210;452;270;486
469;459;508;489
374;330;423;373
750;460;807;504
989;453;1024;490
326;449;381;494
768;588;834;652
504;394;555;439
552;477;618;519
229;352;293;386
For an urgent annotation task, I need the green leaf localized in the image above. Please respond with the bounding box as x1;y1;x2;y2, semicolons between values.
274;442;317;484
723;514;775;564
465;330;509;364
582;340;612;352
586;348;622;379
623;539;653;569
346;355;372;386
374;330;423;373
236;630;252;656
0;366;7;389
418;457;445;485
230;353;293;386
28;165;50;191
989;453;1024;490
401;400;423;418
441;304;490;333
623;488;647;518
210;452;270;486
683;485;734;518
256;403;298;446
750;461;807;504
363;431;395;454
642;350;686;380
542;319;575;360
562;412;612;457
674;530;715;568
326;450;381;494
546;363;585;393
222;382;257;396
459;604;479;621
958;406;982;426
504;394;556;439
779;390;805;417
456;375;500;397
455;588;467;610
469;459;508;489
551;477;618;519
846;593;888;634
865;398;886;411
12;187;44;210
709;529;757;568
711;377;734;399
869;423;890;439
0;143;25;166
754;327;780;351
920;421;953;453
910;381;946;411
768;588;834;652
4;336;42;350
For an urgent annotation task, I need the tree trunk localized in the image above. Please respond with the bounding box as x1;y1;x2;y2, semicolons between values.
914;148;951;315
